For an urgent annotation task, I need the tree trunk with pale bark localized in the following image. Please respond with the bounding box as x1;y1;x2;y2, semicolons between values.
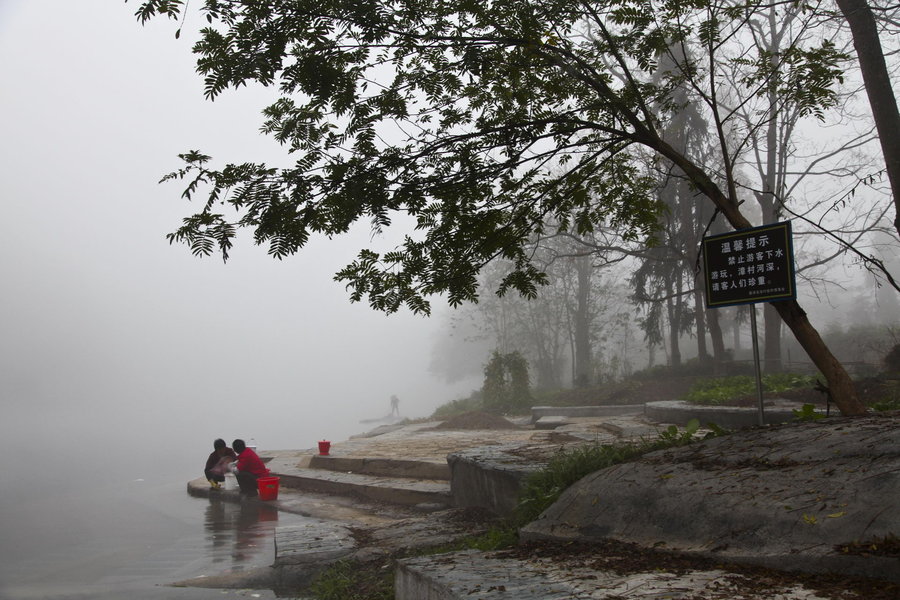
836;0;900;236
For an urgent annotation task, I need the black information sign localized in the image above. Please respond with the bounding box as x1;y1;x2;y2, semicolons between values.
702;221;796;308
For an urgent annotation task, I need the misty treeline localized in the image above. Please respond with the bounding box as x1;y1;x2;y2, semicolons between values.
433;20;900;391
430;241;900;393
133;0;900;414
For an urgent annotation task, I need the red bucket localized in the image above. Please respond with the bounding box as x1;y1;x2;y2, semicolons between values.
257;476;280;501
318;440;331;455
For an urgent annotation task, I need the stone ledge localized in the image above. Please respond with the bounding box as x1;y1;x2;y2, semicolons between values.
531;404;643;423
644;399;814;428
533;415;570;430
447;444;543;516
307;454;450;480
276;469;451;508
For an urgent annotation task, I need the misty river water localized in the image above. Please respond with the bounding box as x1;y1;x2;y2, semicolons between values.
0;424;341;600
0;467;313;600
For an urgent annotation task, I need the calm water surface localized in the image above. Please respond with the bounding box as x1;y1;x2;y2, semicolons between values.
0;466;306;599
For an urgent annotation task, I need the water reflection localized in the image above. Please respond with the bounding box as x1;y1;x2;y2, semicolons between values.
0;479;286;600
204;499;279;567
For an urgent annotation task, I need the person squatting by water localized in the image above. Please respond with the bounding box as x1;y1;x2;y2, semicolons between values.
205;438;237;489
229;438;269;497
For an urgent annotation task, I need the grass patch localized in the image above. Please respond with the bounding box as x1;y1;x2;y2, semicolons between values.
307;559;393;600
516;420;716;525
517;442;649;524
419;525;519;556
872;396;900;411
868;380;900;411
683;373;816;406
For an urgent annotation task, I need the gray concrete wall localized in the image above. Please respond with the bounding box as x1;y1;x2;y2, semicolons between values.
530;404;643;423
447;445;541;516
307;455;450;480
395;559;458;600
644;400;807;428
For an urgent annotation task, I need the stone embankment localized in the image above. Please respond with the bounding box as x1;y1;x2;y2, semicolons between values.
184;405;900;599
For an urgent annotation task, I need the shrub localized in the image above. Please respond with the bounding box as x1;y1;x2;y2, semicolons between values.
870;380;900;411
516;419;713;524
683;373;816;405
482;350;532;411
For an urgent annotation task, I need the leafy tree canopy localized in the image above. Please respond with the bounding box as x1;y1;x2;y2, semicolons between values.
132;0;846;314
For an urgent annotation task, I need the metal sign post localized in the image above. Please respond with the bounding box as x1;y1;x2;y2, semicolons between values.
748;306;765;426
702;221;797;426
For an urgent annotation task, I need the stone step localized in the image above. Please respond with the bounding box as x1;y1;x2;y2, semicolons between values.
530;404;643;423
397;550;610;599
307;454;450;480
272;467;451;508
395;549;834;600
271;521;357;590
644;399;810;428
533;415;571;430
257;450;451;508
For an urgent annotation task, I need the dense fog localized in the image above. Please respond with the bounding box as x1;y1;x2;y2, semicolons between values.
0;2;480;505
2;0;897;510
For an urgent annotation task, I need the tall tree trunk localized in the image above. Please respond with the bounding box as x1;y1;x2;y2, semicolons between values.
573;256;592;387
707;306;727;371
694;288;710;363
836;0;900;236
529;310;560;390
667;294;682;367
760;17;784;373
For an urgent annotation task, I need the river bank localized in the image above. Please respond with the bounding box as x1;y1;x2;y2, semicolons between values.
178;408;900;599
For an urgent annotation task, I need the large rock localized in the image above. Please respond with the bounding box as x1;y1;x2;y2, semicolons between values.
520;414;900;582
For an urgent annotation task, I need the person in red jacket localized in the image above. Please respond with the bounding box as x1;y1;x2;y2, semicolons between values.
230;438;269;496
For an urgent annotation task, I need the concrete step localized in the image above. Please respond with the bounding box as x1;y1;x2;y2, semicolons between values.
259;450;451;508
185;476;422;525
273;467;451;508
397;549;607;599
395;549;834;599
530;404;643;423
271;521;357;590
644;399;808;428
533;415;571;430
307;454;450;480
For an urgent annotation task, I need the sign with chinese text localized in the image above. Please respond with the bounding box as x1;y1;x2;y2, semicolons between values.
702;221;796;308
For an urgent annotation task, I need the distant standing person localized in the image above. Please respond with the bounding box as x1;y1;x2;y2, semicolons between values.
230;438;269;497
390;394;400;417
204;438;237;489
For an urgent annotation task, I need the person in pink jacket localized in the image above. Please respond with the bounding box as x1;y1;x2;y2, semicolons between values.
230;438;269;497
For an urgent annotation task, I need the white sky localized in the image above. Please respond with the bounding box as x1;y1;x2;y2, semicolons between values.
0;1;481;476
